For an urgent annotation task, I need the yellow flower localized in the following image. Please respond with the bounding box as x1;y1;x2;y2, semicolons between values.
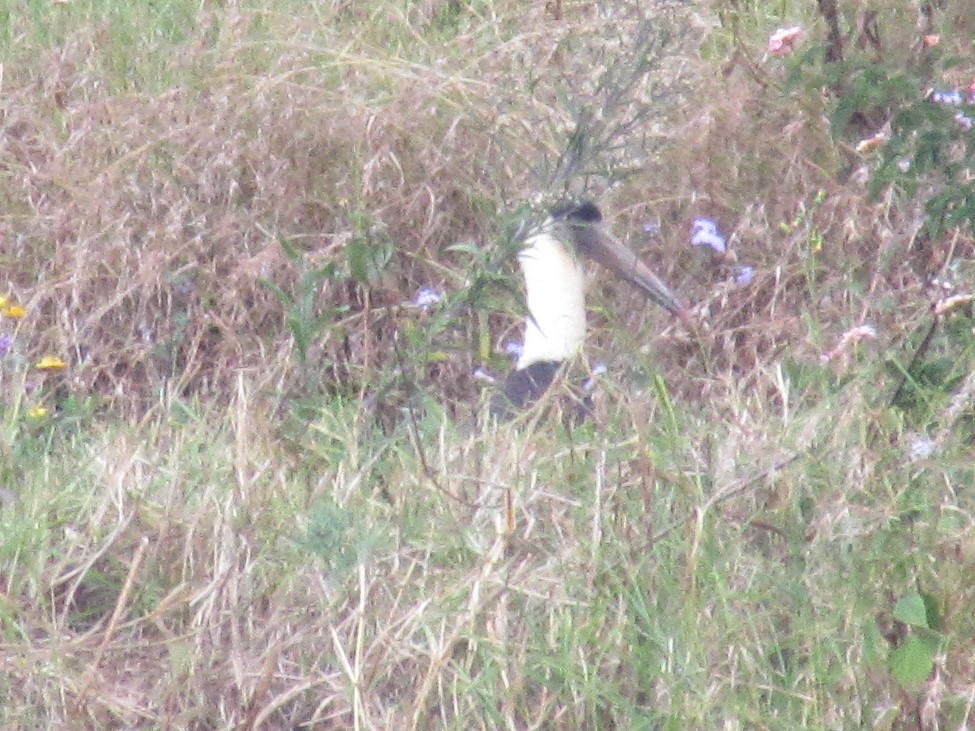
36;356;69;370
4;305;26;318
0;295;7;308
27;406;49;418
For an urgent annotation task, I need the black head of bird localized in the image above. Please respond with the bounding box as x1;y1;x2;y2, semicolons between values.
492;200;687;417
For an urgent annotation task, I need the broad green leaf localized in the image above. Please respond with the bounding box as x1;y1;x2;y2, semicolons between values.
889;635;934;686
893;592;929;628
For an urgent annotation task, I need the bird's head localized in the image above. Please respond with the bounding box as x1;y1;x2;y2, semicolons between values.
550;201;688;320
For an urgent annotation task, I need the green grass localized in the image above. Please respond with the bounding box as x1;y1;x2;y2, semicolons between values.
4;363;974;727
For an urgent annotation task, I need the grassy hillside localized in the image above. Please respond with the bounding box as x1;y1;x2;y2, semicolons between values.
1;0;974;728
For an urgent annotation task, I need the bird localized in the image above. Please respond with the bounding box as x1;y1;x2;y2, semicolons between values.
491;200;687;417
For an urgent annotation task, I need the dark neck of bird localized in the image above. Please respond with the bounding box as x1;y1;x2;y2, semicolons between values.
491;361;562;419
490;360;594;423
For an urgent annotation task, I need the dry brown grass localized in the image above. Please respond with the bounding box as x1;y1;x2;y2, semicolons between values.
2;1;698;416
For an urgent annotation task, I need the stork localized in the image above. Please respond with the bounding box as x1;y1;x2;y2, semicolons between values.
492;201;687;416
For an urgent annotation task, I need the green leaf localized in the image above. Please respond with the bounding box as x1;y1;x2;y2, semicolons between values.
277;234;302;264
863;620;886;666
347;233;394;285
919;593;944;632
893;592;929;628
259;277;292;307
444;241;484;257
889;634;934;686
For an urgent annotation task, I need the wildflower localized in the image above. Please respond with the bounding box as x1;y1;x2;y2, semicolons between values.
414;287;443;311
0;334;11;358
908;437;938;462
582;362;608;395
643;221;661;236
768;26;803;57
922;35;940;48
691;218;727;254
27;406;49;419
734;265;755;285
36;356;69;370
503;341;524;361
3;305;26;318
0;295;6;308
820;325;878;363
955;112;973;131
930;89;963;106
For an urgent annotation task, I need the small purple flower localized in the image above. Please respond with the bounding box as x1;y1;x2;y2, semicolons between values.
691;218;727;254
0;334;11;359
643;221;661;236
414;287;443;311
955;112;973;131
503;341;523;360
734;265;755;285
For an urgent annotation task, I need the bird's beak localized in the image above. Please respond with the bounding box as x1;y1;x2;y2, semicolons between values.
585;229;689;321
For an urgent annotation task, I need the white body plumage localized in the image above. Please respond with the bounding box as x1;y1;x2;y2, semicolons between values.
516;228;587;369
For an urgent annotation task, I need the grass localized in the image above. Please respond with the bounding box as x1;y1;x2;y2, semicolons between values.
1;0;975;728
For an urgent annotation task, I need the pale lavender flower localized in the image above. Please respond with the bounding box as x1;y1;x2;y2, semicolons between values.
643;221;661;236
0;334;11;359
504;341;523;361
582;363;608;394
931;89;963;106
908;437;939;462
734;265;755;285
691;218;727;254
414;287;443;311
